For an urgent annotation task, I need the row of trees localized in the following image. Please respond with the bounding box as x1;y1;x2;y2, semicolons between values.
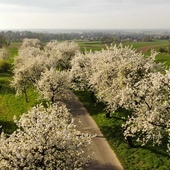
70;44;170;150
0;39;93;169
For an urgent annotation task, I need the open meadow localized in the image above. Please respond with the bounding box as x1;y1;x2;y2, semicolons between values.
0;39;170;169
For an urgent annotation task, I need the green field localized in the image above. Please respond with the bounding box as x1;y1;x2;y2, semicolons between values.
0;40;170;169
77;40;170;67
77;41;106;51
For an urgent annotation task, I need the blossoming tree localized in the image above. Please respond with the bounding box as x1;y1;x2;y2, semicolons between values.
44;41;79;70
122;70;170;150
0;103;92;169
35;68;71;103
11;39;79;102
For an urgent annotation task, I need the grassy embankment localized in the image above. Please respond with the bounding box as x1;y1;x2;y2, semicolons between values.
0;40;170;169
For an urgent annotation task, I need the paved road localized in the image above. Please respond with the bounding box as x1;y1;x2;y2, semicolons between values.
65;93;124;170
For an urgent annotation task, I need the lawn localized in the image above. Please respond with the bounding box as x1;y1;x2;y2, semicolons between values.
0;72;39;134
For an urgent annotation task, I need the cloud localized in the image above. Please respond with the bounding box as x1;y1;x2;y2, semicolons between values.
1;0;170;14
0;0;170;29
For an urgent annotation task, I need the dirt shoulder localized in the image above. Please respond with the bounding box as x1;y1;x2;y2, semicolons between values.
137;44;168;53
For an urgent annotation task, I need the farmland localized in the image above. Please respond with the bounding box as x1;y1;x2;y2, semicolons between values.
0;39;170;169
78;40;170;66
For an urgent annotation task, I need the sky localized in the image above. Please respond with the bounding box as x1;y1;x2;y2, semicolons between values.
0;0;170;30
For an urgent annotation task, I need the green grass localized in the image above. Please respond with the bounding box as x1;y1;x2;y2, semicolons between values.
156;53;170;67
78;40;169;52
77;41;106;52
74;90;170;170
0;72;40;134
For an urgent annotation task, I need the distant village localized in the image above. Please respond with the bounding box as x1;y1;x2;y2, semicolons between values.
0;29;170;44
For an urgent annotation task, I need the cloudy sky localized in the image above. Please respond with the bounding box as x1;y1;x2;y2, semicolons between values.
0;0;170;30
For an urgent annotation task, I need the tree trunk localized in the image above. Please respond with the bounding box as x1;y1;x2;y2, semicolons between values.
126;136;134;148
106;110;111;118
90;91;95;103
23;87;28;103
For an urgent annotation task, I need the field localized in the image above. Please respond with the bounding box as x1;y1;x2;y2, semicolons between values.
78;41;106;51
77;40;170;66
0;40;170;169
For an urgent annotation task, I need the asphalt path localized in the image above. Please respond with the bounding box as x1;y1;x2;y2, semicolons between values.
64;93;124;170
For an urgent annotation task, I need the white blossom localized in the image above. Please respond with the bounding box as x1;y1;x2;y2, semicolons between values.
35;68;72;103
122;70;170;147
44;41;79;70
0;103;93;169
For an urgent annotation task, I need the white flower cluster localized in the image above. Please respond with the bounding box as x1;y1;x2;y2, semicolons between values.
44;41;79;70
71;44;163;111
123;70;170;148
70;52;93;90
71;44;170;151
0;103;92;169
20;38;41;49
36;68;71;103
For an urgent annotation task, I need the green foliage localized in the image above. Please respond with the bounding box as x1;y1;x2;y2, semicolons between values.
74;90;170;170
159;47;167;53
